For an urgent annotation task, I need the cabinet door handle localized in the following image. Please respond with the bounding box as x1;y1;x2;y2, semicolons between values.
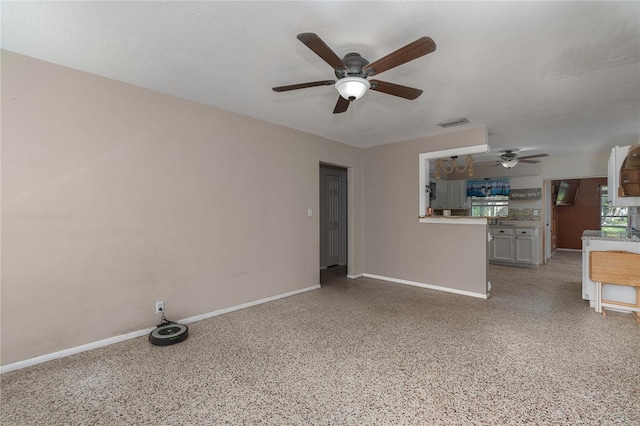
499;230;504;233
521;231;527;234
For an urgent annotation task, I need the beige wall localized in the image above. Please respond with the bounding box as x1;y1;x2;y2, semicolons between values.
1;51;500;368
363;128;489;295
1;51;364;365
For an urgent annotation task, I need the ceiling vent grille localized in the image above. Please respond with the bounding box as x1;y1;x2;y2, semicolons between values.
437;117;469;128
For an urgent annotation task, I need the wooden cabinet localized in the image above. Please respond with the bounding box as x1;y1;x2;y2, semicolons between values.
489;226;540;267
608;145;640;207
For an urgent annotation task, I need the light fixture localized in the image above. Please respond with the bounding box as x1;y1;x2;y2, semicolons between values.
335;77;370;101
501;159;519;168
435;155;474;179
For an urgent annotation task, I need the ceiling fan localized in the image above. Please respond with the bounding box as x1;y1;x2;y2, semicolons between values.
272;33;436;114
493;150;549;168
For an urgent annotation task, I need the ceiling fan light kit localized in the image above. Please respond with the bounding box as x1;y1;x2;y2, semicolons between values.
272;32;436;113
335;77;370;100
501;159;519;168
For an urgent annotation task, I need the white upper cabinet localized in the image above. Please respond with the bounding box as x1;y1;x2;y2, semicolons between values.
428;179;466;210
446;180;467;209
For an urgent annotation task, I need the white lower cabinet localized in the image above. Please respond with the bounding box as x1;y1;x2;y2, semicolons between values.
514;229;537;263
489;226;540;267
490;229;514;262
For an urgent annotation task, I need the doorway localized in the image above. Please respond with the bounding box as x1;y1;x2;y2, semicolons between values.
319;164;347;274
544;177;606;260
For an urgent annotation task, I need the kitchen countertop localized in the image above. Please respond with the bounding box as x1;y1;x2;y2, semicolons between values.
582;229;640;242
419;216;487;225
418;217;543;227
488;221;541;228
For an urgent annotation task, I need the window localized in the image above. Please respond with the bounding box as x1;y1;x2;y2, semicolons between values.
470;195;509;217
600;186;628;234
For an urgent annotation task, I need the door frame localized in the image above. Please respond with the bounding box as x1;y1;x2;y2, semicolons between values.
319;163;349;274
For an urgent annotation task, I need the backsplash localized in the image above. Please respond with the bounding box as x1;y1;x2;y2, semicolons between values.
507;208;542;221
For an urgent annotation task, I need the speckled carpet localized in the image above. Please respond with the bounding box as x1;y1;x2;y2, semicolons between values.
2;251;639;425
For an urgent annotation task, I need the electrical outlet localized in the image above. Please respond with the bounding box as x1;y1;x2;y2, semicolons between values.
155;301;164;314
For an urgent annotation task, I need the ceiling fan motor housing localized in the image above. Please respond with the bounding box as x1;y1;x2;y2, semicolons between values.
337;53;369;78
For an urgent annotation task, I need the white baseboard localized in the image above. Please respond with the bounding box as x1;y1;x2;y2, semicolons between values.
178;285;320;325
319;266;327;270
363;273;488;299
0;328;156;374
1;284;321;374
556;248;582;253
347;274;363;279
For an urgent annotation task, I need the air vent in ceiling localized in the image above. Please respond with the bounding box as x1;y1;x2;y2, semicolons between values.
437;117;469;128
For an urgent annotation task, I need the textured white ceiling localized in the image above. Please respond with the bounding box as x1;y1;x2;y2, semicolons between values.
2;1;639;160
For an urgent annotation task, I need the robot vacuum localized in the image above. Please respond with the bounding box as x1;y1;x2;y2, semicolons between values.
149;316;188;346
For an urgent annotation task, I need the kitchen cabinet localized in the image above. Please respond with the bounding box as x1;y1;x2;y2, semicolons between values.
489;226;540;266
514;228;537;263
490;228;514;261
429;179;465;210
446;180;467;209
608;145;640;207
429;179;447;209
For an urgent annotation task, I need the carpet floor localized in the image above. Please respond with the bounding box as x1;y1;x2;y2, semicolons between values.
1;251;638;425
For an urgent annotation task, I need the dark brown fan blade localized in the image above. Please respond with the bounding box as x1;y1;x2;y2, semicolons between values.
518;160;541;164
370;80;423;100
272;80;335;92
333;96;350;114
518;153;549;160
363;36;436;77
297;33;346;73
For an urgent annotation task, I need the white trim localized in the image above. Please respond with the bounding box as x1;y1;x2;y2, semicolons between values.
363;273;488;299
319;266;328;270
556;248;582;253
419;217;488;225
0;328;155;374
1;284;321;374
347;274;363;279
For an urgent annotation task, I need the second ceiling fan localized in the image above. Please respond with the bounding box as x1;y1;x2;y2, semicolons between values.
272;33;436;114
493;150;549;168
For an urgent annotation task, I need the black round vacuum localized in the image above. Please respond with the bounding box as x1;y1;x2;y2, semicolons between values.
149;317;188;346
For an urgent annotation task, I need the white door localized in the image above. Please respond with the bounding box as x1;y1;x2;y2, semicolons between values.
327;173;341;266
